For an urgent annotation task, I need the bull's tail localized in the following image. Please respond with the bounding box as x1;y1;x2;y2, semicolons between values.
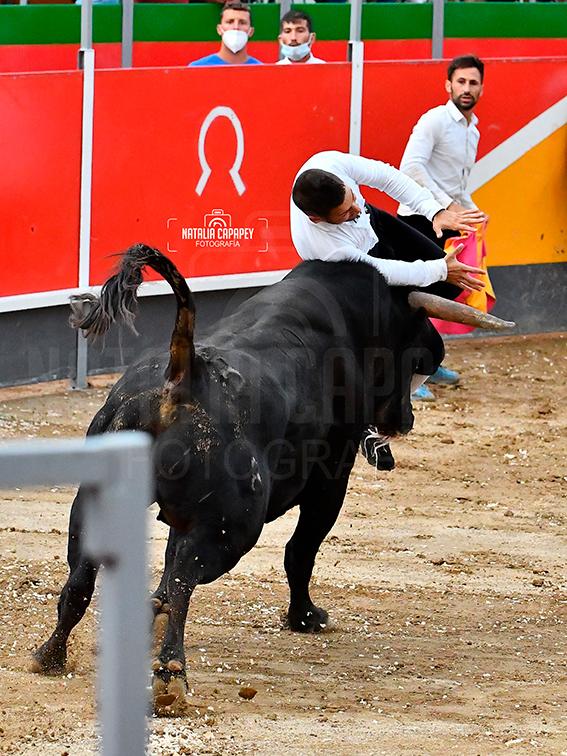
70;243;196;396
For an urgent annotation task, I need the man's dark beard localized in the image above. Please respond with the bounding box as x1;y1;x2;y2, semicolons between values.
454;95;476;111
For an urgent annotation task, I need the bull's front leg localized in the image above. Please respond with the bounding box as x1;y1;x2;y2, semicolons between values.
284;441;356;633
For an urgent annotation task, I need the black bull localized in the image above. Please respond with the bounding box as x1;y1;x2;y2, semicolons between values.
31;244;503;715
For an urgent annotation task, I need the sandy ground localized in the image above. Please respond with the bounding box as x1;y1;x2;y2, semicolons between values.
0;334;565;755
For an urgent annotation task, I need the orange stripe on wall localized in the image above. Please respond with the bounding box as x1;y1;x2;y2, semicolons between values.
474;125;567;267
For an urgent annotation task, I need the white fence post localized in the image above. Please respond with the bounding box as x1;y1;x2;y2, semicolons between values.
348;0;364;156
432;0;445;60
74;0;96;391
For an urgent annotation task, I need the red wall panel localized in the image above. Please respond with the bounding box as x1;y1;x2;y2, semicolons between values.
89;63;350;285
1;58;565;300
2;39;565;75
0;71;82;296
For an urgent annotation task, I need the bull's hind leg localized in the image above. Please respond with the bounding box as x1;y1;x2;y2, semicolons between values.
32;487;99;674
284;438;357;633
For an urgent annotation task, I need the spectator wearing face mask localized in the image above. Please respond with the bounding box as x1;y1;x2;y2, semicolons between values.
189;2;262;67
276;11;325;65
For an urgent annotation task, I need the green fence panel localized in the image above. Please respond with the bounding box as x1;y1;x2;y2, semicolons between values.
1;3;566;47
445;3;567;39
362;4;432;41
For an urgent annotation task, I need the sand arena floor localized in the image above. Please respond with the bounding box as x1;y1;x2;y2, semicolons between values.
0;333;565;755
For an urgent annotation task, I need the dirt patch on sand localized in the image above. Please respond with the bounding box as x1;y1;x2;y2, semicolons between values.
0;334;565;755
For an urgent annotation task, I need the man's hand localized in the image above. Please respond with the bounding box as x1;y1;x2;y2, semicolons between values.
445;247;486;292
448;201;489;222
433;208;486;238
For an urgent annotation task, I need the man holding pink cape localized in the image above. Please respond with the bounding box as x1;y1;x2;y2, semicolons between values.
398;55;491;400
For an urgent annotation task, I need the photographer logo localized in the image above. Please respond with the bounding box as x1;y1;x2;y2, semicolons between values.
181;209;256;248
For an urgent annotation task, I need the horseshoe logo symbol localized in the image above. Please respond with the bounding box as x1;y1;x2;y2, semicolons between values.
195;106;246;196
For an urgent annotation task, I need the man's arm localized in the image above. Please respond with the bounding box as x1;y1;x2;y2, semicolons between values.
314;243;447;287
310;242;485;291
335;153;444;221
339;153;482;234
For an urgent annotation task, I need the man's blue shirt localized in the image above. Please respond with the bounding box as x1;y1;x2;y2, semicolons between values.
189;54;262;67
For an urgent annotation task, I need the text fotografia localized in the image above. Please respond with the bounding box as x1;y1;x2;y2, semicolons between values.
181;209;255;248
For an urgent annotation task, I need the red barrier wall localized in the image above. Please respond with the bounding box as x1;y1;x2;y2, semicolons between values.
2;39;567;74
0;59;565;300
0;71;82;297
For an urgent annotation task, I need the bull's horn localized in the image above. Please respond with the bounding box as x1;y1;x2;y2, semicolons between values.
408;291;516;331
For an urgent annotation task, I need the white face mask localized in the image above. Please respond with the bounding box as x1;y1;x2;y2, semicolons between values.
280;41;311;62
222;29;249;54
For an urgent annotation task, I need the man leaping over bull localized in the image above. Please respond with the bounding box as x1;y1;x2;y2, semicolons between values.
290;150;486;470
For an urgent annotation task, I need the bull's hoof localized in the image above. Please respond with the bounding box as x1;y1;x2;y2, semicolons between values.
287;604;332;633
30;641;67;676
152;662;188;717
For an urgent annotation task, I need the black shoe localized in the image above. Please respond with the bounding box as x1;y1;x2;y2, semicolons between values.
360;427;395;470
373;443;395;470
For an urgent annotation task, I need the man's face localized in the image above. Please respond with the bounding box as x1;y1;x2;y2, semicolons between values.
279;20;314;48
217;9;253;38
311;186;362;225
446;67;483;112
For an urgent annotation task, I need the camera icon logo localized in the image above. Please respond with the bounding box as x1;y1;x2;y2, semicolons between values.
204;209;232;230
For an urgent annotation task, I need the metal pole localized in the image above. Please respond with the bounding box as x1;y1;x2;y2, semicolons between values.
121;0;134;69
74;18;95;389
0;433;152;756
348;0;364;156
279;0;291;21
79;0;93;64
72;334;89;391
348;41;364;156
83;437;152;756
432;0;444;60
349;0;362;45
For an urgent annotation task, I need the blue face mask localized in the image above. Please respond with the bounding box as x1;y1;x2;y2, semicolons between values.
280;41;311;62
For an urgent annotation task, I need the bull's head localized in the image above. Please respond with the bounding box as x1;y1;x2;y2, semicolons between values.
369;291;515;440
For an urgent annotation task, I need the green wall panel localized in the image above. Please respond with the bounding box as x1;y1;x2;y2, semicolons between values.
1;3;566;46
445;3;567;39
362;4;432;41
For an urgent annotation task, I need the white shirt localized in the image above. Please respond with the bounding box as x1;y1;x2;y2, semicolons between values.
398;100;480;216
276;54;326;65
290;151;448;288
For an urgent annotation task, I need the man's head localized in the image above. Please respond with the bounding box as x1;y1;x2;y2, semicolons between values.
292;169;362;224
279;11;315;62
217;2;254;54
446;55;484;114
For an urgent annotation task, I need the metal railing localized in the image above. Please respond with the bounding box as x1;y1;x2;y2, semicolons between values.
0;433;152;756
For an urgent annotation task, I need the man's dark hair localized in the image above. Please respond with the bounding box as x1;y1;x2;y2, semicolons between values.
280;10;313;33
220;2;252;21
447;55;484;82
292;169;345;217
